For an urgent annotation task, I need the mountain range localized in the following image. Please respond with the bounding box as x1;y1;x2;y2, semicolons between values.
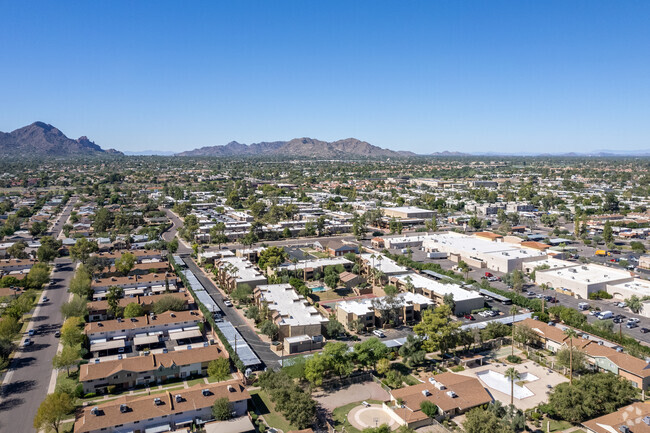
176;137;416;158
0;122;122;157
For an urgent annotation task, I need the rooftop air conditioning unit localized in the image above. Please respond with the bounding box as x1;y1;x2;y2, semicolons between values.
421;389;431;396
90;407;100;415
119;404;128;413
202;389;211;396
227;385;235;392
446;391;457;398
154;398;162;406
175;394;182;403
435;382;446;390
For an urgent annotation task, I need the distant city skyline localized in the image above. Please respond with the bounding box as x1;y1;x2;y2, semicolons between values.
2;1;650;154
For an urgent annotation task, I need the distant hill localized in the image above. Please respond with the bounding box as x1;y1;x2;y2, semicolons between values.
0;122;122;157
123;150;176;156
176;137;415;158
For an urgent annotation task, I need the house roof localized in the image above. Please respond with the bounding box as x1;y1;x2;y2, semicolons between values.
86;291;192;313
390;372;492;418
474;232;503;241
74;380;250;433
91;272;178;288
520;241;551;251
79;345;225;382
84;310;202;335
582;402;650;433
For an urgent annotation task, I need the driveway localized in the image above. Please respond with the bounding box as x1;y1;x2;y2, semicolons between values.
313;382;390;412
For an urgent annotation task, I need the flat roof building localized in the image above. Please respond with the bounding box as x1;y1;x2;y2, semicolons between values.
392;273;484;315
535;263;633;299
382;206;435;219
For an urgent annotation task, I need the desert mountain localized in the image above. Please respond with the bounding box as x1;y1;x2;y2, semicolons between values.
176;137;414;158
0;122;122;157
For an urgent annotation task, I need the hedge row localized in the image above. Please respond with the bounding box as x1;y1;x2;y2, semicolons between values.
169;255;247;372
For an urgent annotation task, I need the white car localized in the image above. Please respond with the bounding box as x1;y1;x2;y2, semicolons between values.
223;300;233;307
373;329;386;338
628;318;640;324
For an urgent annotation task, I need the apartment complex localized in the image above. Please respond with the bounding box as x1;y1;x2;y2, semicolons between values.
74;380;250;433
254;283;328;353
214;257;267;293
336;292;433;331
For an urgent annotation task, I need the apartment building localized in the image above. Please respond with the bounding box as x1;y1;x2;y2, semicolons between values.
79;345;226;393
382;206;435;219
275;257;353;279
391;273;484;315
254;283;328;353
336;292;433;331
521;319;650;392
74;380;250;433
360;253;410;285
87;291;193;322
85;310;203;342
214;257;267;293
91;273;179;299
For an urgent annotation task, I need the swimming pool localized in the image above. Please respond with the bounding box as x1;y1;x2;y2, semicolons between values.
311;286;327;293
476;370;538;399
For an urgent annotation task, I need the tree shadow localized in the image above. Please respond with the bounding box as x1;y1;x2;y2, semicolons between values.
0;379;36;398
0;397;24;413
10;356;36;370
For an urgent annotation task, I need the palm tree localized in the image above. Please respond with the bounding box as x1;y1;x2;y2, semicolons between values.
540;283;548;314
510;305;518;356
505;367;520;406
564;328;578;384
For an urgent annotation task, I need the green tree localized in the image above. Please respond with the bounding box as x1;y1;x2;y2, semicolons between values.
353;337;389;370
509;306;518;356
114;252;136;276
124;302;144;318
463;407;512;433
33;392;74;433
152;295;185;313
231;284;253;304
323;341;353;379
7;241;28;259
37;236;62;262
25;263;51;289
603;220;613;244
69;237;98;264
627;295;642;314
504;367;520;406
413;304;461;354
257;246;287;271
563;328;578;384
69;265;93;299
52;345;80;377
399;335;426;368
304;352;330;386
376;358;391;376
207;358;231;381
106;286;124;318
260;320;279;340
326;318;344;338
0;316;22;340
60;317;85;347
60;295;88;319
556;347;587;375
420;400;438;418
211;397;233;421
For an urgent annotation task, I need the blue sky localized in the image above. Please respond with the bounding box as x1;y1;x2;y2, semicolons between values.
1;1;650;154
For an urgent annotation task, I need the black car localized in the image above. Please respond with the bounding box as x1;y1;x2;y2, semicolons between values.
641;328;649;334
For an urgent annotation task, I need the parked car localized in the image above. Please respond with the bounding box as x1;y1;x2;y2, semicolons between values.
372;329;386;338
42;296;49;303
23;338;32;346
616;302;627;308
54;330;60;338
28;329;35;336
223;300;233;307
641;328;650;334
627;318;640;324
626;322;638;329
464;314;475;321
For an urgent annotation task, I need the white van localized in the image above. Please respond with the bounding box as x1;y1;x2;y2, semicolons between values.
598;311;613;320
373;329;386;338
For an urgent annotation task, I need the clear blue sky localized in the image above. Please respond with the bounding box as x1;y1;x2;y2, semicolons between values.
2;1;650;154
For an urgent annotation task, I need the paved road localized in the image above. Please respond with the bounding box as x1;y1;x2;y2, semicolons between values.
0;258;75;433
49;196;78;239
179;256;281;369
161;208;191;254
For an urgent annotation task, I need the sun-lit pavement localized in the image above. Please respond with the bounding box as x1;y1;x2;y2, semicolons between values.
313;382;390;412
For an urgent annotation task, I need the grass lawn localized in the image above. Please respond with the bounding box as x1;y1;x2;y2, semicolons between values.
59;421;75;433
249;389;296;432
544;419;575;432
187;377;208;386
56;370;80;393
332;400;383;433
404;374;421;386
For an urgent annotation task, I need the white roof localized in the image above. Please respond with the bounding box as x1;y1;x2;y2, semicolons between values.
337;292;433;315
256;283;328;327
395;273;483;301
218;257;266;283
539;263;632;285
360;254;410;275
277;257;352;271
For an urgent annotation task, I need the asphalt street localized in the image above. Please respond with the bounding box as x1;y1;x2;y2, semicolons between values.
0;197;77;433
179;256;282;369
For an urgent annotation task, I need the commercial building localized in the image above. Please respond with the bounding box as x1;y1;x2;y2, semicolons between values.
254;283;328;353
74;380;250;433
336;292;433;331
382;206;435;219
640;255;650;270
385;372;492;428
383;235;429;250
422;232;547;273
79;345;226;393
535;263;633;299
391;273;484;315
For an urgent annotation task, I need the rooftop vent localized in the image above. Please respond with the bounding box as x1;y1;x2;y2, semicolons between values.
435;382;446;390
202;389;212;396
421;389;431;396
227;385;235;392
90;406;100;416
175;394;183;403
153;398;162;406
119;404;128;413
446;390;457;398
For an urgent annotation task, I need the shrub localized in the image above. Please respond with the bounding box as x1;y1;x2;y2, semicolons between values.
450;365;465;372
74;384;85;399
507;355;522;364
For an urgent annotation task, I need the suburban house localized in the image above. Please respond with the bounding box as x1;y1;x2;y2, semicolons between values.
74;380;250;433
582;401;650;433
254;283;328;354
385;372;492;428
315;240;358;257
79;345;226;393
